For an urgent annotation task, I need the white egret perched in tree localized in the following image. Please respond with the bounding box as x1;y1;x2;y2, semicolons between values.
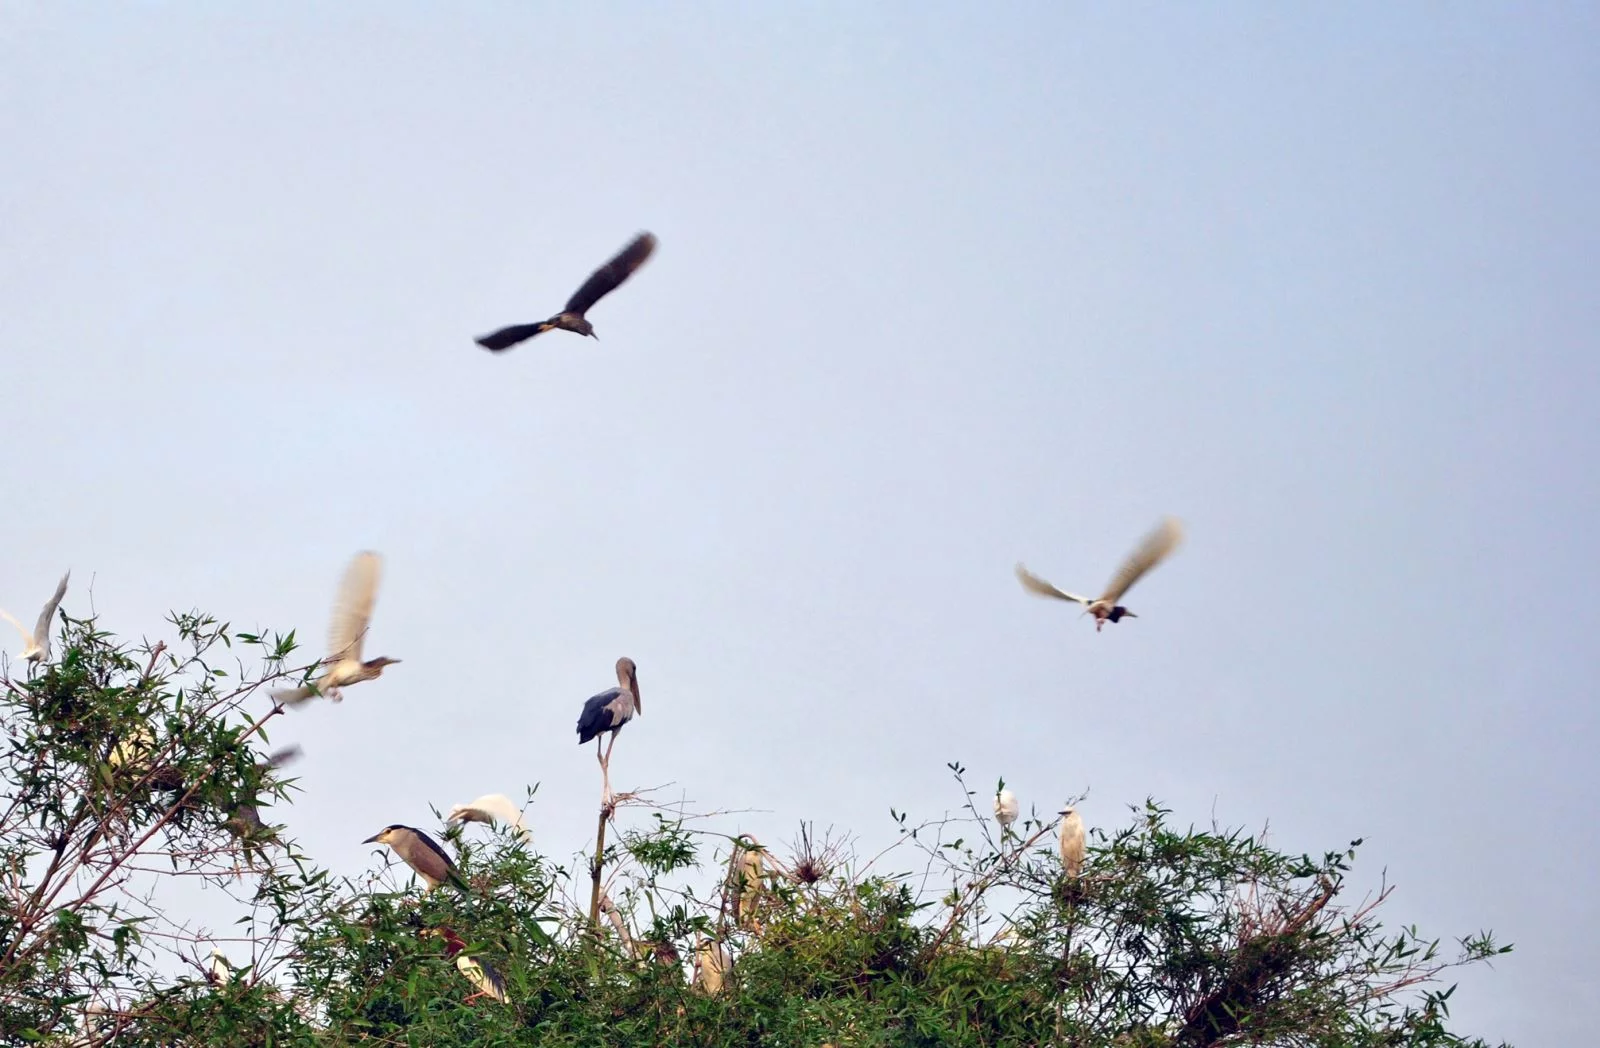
692;938;732;996
727;837;767;932
994;788;1019;833
1;569;69;668
448;793;534;845
271;551;400;707
1059;806;1085;878
576;657;641;805
1016;517;1184;632
208;948;233;987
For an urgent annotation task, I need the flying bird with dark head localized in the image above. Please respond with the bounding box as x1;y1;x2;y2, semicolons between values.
1016;517;1184;632
476;232;657;351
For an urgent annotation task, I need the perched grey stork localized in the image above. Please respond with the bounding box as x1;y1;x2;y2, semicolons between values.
363;825;468;891
1;569;69;669
476;232;657;351
576;656;641;805
423;927;509;1005
448;793;534;845
272;551;400;707
1016;516;1184;632
994;788;1019;833
1058;807;1085;878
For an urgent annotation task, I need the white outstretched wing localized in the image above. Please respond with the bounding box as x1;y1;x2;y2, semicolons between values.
327;552;382;663
1015;564;1089;605
1099;517;1184;606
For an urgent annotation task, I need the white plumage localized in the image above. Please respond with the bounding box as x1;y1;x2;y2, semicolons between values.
271;551;400;707
994;788;1019;831
693;938;732;995
448;793;534;844
0;569;69;667
1059;806;1085;878
1017;517;1184;631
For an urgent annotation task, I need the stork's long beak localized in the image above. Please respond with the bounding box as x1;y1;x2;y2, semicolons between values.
631;670;641;714
589;331;600;340
1123;611;1138;619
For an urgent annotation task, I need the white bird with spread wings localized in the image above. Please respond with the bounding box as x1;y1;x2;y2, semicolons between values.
1;570;70;669
272;552;400;707
1016;517;1184;632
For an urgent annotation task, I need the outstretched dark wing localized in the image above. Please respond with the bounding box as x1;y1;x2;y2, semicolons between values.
564;232;657;317
476;322;553;352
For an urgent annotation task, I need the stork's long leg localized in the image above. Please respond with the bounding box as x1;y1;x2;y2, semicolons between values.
600;732;619;806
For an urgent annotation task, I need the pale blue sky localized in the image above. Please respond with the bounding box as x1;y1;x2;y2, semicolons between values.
3;4;1596;1042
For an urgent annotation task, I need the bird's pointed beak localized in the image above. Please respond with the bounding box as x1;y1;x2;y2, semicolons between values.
362;832;384;844
588;331;600;340
1123;611;1138;619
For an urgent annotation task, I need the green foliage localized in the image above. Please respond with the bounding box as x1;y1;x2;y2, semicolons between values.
0;614;1511;1047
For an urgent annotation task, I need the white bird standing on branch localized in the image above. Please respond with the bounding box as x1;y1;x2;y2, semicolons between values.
1059;806;1085;878
994;788;1019;833
1;570;69;668
448;794;534;845
272;551;400;707
1016;516;1184;632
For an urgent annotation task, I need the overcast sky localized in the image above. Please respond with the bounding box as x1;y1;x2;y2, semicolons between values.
3;4;1595;1042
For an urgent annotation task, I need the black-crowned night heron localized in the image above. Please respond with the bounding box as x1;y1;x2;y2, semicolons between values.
448;793;534;845
1058;806;1085;878
576;656;641;805
0;569;69;668
994;788;1019;833
272;551;400;707
363;825;467;891
423;927;508;1005
1016;516;1184;632
476;232;657;350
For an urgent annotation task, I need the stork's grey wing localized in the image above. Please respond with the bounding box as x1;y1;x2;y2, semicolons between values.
1015;564;1089;605
1099;517;1184;605
328;552;383;661
563;232;657;316
34;570;69;643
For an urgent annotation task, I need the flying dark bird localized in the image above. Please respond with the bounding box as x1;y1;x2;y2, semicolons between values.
363;825;468;891
576;656;641;805
476;232;658;351
1016;517;1184;632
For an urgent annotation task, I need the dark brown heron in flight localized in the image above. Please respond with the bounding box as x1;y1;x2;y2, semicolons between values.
576;656;640;805
476;232;657;351
1016;517;1184;631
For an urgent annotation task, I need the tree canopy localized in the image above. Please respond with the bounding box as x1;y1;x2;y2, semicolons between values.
0;612;1510;1046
